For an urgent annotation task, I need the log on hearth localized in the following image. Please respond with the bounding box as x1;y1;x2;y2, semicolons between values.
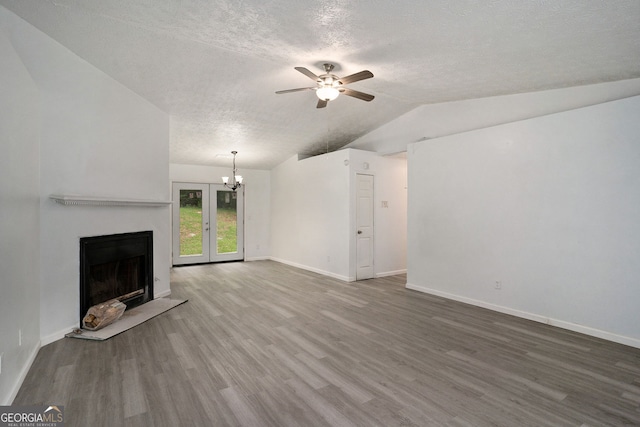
82;299;126;331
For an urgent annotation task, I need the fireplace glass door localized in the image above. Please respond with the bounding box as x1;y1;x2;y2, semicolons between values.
79;231;153;326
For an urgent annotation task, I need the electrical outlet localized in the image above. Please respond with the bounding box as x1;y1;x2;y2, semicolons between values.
495;281;502;290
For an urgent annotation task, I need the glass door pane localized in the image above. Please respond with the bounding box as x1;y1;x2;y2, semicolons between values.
180;189;204;255
216;190;238;254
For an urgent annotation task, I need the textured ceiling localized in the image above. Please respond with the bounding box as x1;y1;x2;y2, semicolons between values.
2;0;639;169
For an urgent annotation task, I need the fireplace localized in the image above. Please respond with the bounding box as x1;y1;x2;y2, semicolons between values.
79;231;153;327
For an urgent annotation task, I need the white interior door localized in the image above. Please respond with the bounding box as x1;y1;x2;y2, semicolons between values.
172;183;244;265
356;174;374;280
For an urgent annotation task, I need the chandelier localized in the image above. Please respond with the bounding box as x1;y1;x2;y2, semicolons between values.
222;151;243;191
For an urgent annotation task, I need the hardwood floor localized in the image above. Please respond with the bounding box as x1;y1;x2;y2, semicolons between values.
15;261;640;426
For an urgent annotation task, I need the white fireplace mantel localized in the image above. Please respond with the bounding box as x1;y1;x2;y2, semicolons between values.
49;194;172;207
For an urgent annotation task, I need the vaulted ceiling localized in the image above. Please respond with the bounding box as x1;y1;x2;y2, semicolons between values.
2;1;639;169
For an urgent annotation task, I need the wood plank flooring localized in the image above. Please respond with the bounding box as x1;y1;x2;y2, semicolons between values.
14;261;640;426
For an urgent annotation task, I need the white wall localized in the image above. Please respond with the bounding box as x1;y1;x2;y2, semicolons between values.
406;96;640;348
271;152;352;279
0;24;41;405
169;164;271;260
270;149;407;281
1;7;171;346
347;79;640;156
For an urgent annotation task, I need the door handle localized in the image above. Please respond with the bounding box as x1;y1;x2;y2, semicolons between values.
357;230;362;234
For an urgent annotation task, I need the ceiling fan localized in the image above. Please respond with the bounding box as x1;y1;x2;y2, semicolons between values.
276;63;374;108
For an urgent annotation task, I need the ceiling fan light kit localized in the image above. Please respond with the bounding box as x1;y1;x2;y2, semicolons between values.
276;63;374;108
316;86;340;101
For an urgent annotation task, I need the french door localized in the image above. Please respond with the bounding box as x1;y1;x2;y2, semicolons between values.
172;183;244;265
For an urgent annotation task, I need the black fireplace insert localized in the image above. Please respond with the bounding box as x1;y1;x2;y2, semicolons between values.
79;231;153;328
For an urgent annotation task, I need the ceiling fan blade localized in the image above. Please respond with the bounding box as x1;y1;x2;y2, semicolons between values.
340;88;375;102
275;87;316;94
295;67;320;81
316;99;328;109
338;70;373;85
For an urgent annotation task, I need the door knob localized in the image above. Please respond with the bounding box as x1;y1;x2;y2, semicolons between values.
357;230;362;234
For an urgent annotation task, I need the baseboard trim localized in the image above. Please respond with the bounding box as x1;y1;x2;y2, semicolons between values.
41;324;76;346
406;282;640;350
376;269;407;278
269;257;354;282
154;289;171;299
4;341;40;405
245;256;271;261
